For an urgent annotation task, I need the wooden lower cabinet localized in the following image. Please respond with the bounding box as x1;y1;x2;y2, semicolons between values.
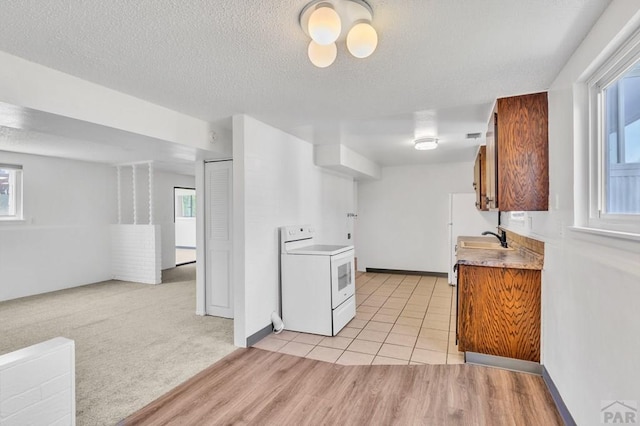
457;264;541;362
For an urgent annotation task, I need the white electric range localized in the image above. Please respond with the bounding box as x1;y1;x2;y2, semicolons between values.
279;225;356;336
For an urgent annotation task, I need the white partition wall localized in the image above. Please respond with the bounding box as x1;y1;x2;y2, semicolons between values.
0;338;76;426
111;162;162;284
110;224;161;284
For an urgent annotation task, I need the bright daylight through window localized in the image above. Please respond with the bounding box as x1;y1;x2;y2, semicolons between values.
602;61;640;215
177;194;196;218
587;31;640;237
0;164;23;220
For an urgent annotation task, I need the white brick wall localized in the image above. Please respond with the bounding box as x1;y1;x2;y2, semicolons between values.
111;224;161;284
0;337;75;426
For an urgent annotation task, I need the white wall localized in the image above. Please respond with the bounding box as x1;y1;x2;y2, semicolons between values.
232;115;354;346
356;162;474;273
500;3;640;424
175;218;196;247
0;152;115;301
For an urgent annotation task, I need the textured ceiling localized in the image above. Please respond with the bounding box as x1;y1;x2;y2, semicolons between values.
0;0;611;167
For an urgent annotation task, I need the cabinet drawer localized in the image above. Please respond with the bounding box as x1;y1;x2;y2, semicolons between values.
333;295;356;336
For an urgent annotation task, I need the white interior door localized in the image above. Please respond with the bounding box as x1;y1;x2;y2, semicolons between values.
205;160;233;318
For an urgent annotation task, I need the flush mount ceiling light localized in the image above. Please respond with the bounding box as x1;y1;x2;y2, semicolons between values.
414;137;439;151
300;0;378;68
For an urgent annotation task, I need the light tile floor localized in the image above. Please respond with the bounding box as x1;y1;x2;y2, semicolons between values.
253;272;464;365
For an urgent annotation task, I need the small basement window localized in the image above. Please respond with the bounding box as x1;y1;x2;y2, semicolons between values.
0;164;23;220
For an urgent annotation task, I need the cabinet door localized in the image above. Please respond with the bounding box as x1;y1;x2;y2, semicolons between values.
485;108;498;210
458;264;541;362
474;152;481;209
457;264;470;350
496;92;549;211
473;146;487;210
457;264;484;352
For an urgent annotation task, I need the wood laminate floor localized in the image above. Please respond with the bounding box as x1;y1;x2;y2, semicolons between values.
122;347;563;425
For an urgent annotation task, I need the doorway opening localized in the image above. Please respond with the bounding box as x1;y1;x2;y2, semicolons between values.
174;187;196;266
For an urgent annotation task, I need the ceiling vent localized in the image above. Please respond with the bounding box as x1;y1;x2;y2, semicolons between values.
466;132;482;139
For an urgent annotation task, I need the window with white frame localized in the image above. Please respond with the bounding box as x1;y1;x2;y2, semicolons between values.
179;194;196;218
0;164;23;220
174;188;196;219
603;62;640;214
588;32;640;234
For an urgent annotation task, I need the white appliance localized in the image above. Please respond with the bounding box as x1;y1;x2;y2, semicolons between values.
448;193;499;284
280;225;356;336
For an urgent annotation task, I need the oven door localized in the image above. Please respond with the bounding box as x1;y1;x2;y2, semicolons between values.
330;249;355;309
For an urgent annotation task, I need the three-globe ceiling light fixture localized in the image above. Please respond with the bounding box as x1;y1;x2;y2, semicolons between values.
300;0;378;68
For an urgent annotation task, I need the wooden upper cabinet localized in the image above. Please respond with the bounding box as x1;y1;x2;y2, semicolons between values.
485;92;549;211
473;146;487;210
485;108;497;209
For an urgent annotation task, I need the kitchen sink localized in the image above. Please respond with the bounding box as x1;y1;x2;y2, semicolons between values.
459;240;514;250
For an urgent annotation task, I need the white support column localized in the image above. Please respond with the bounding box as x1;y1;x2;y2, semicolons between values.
116;166;122;224
148;162;154;225
132;164;137;225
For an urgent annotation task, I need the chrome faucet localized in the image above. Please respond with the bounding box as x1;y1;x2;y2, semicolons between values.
482;231;508;248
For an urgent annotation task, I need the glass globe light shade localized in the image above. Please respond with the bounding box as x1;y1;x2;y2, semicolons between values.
346;22;378;58
308;6;342;45
308;41;337;68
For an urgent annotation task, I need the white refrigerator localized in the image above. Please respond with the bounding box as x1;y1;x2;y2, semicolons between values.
448;193;499;284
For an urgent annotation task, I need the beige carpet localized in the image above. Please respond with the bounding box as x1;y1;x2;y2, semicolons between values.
0;264;236;425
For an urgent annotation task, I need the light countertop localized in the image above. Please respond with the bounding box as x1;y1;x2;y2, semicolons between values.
456;236;543;270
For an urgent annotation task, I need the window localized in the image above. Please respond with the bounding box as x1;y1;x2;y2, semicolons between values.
587;30;640;235
0;164;23;220
603;62;640;214
174;188;196;219
180;194;196;218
